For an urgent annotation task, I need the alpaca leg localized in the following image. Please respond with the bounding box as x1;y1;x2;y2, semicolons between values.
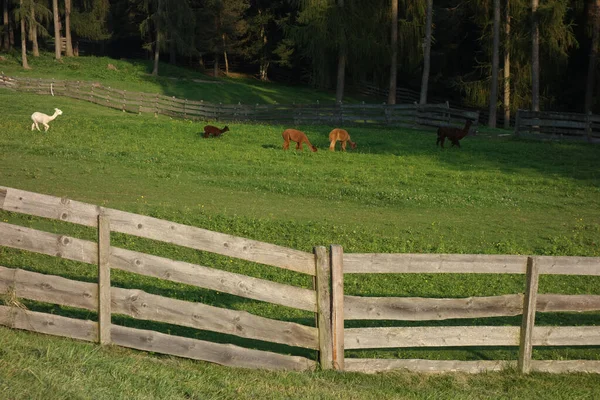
440;137;445;148
283;139;290;150
329;140;336;151
43;123;50;132
341;141;347;151
296;141;302;150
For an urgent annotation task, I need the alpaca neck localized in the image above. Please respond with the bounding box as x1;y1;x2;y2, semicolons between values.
49;112;59;121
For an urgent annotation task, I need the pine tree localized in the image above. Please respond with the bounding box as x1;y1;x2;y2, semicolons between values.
488;0;500;127
585;0;600;114
419;0;432;104
388;0;398;105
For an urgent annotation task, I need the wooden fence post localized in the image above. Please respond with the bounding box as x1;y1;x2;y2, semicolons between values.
586;112;592;143
314;246;333;370
330;244;344;371
98;213;111;345
518;256;539;374
514;109;521;137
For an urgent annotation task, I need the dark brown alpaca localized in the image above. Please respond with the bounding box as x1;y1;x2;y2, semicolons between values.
282;129;318;152
436;119;473;148
203;125;229;138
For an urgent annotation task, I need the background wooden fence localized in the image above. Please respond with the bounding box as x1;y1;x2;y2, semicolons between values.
1;186;600;374
515;109;600;143
0;75;479;130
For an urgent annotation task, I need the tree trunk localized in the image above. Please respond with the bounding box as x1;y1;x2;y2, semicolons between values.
53;0;61;59
335;0;346;103
260;23;269;81
420;0;433;105
2;0;9;50
65;0;73;56
20;0;30;69
585;0;600;114
503;0;511;129
388;0;398;105
152;31;160;76
488;0;501;128
30;4;39;56
531;0;540;111
223;33;229;75
214;54;219;77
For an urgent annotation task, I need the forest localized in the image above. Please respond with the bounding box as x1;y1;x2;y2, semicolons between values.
1;0;599;126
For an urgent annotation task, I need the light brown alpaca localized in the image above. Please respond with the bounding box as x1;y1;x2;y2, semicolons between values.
203;125;229;138
328;128;357;152
436;119;473;148
282;129;318;152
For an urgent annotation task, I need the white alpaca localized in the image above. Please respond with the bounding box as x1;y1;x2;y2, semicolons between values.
31;108;63;132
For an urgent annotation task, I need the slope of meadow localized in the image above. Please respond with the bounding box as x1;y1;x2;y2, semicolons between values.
1;56;600;398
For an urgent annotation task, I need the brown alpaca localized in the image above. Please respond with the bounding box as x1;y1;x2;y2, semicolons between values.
203;125;230;138
436;119;473;148
328;128;357;152
282;129;318;152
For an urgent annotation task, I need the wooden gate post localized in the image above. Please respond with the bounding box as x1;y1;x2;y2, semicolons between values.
518;256;539;373
330;244;345;371
314;246;333;369
98;213;111;345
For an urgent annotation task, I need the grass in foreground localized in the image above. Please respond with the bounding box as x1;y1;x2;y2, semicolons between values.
2;327;600;400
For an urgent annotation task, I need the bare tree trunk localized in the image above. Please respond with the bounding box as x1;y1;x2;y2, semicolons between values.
30;4;39;56
335;0;346;103
488;0;501;128
388;0;398;105
65;0;73;56
223;33;229;75
585;0;600;114
531;0;540;111
152;31;160;76
2;0;9;50
20;0;30;69
420;0;433;105
213;54;219;77
260;22;269;81
53;0;61;59
503;0;511;129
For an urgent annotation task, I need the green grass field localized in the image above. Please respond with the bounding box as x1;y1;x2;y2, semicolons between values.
1;56;600;399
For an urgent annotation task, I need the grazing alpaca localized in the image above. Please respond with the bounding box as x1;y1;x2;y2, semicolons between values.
203;125;230;138
282;129;318;152
328;128;357;152
436;119;473;148
31;108;63;132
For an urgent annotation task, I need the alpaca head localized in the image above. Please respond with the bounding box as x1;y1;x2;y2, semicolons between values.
54;108;63;116
222;126;229;133
350;142;357;149
311;145;318;152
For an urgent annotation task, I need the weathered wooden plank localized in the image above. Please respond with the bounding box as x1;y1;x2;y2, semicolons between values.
344;294;525;321
0;187;315;275
110;325;316;371
519;118;587;128
331;245;345;370
344;326;520;349
98;215;111;345
103;208;315;275
532;326;600;346
344;293;600;321
344;358;514;374
343;253;527;274
0;186;100;227
0;223;317;312
111;286;318;349
0;266;97;310
0;305;98;342
530;360;600;374
314;246;333;369
0;222;97;264
519;257;539;373
109;246;317;312
537;256;600;275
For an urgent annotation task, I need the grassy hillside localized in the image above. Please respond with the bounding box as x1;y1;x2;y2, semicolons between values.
1;58;600;398
0;52;370;104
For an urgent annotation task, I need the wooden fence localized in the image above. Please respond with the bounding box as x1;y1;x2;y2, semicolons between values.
1;186;600;374
0;75;479;130
515;109;600;143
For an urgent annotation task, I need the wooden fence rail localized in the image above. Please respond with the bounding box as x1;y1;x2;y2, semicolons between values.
515;109;600;143
0;74;479;130
1;186;599;374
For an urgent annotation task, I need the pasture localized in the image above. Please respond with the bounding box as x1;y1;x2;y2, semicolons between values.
1;82;600;398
